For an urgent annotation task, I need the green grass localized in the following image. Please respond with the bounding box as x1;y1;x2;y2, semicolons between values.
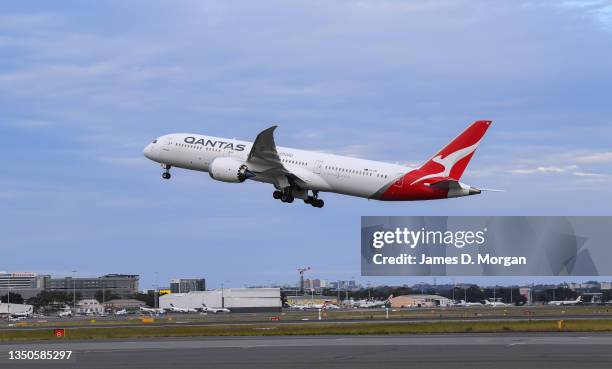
2;319;612;342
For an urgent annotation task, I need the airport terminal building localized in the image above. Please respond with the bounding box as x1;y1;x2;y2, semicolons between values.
0;272;49;299
45;274;139;299
159;288;282;313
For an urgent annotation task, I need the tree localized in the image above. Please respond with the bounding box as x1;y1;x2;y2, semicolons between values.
1;293;24;304
280;290;289;308
26;291;74;309
94;290;120;303
133;292;155;307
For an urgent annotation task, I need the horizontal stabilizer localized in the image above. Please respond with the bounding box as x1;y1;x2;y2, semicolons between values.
426;178;461;190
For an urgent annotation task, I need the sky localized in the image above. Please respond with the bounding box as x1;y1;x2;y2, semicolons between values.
1;0;612;290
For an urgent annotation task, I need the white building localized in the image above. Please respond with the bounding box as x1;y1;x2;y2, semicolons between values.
159;288;281;312
76;299;104;315
0;303;34;316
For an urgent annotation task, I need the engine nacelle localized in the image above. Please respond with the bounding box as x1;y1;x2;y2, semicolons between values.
209;157;254;183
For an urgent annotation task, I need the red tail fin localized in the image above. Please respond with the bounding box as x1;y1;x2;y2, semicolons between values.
419;120;492;180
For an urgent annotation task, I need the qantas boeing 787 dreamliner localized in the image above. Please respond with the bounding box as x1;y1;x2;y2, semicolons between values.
143;120;494;208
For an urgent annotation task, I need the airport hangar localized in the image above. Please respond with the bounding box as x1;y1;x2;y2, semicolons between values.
159;288;282;313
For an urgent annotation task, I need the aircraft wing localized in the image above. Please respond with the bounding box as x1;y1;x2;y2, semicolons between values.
247;126;307;187
247;126;282;167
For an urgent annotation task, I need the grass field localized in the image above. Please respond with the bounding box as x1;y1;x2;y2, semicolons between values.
2;319;612;342
3;305;612;330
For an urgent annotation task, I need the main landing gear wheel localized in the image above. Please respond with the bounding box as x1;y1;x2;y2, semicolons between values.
274;188;294;203
161;164;171;179
305;195;324;208
281;193;294;203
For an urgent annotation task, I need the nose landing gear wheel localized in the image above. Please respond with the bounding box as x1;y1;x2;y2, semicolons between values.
273;190;282;199
161;164;172;179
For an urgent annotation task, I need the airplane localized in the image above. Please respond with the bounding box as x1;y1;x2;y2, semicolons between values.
548;296;582;306
483;299;511;307
454;300;484;307
7;315;27;322
139;306;165;315
352;299;389;309
57;310;72;318
143;120;496;208
165;303;197;313
291;301;338;310
8;310;33;318
114;309;128;315
199;304;231;313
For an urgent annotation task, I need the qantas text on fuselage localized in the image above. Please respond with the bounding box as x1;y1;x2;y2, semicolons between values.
143;120;495;208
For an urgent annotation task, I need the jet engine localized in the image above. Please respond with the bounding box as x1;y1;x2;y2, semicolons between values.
209;157;254;183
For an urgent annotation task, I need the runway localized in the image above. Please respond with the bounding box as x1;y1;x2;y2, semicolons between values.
1;333;612;368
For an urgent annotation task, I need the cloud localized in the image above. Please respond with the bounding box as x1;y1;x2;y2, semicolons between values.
509;165;578;175
97;156;147;166
573;151;612;163
561;0;612;31
572;171;604;177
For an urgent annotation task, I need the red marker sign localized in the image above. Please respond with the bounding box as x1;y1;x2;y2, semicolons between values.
54;328;65;338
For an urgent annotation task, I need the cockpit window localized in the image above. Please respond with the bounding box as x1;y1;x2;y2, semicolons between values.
152;139;158;144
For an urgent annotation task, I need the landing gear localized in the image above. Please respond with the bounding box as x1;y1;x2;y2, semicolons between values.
304;191;324;208
280;188;294;203
273;188;294;203
161;164;171;179
273;188;324;207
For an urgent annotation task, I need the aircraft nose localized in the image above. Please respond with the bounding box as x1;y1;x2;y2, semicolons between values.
143;143;154;159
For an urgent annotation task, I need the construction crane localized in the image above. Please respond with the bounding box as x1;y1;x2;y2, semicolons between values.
297;267;311;294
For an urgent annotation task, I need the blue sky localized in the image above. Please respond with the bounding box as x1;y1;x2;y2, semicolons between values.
1;1;612;290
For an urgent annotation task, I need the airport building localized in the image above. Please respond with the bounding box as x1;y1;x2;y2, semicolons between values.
0;303;34;316
389;294;453;308
170;278;206;293
103;299;147;310
46;274;139;299
0;272;49;299
75;299;105;315
159;288;282;312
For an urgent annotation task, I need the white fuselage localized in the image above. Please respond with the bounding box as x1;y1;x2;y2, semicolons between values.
144;133;412;199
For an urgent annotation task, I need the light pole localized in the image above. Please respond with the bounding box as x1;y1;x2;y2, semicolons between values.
6;286;11;317
221;280;230;308
154;272;159;309
72;270;77;311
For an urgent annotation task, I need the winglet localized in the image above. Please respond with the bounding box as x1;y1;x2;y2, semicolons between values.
247;125;280;163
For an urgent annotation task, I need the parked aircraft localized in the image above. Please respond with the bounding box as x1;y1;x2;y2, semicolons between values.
199;304;231;313
548;296;582;306
139;306;165;315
